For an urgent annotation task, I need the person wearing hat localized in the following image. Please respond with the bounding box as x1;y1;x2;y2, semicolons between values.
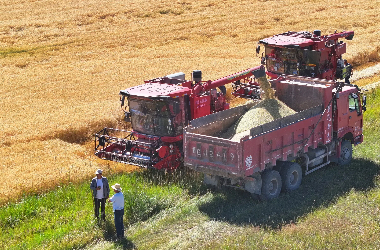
90;169;110;220
108;183;125;239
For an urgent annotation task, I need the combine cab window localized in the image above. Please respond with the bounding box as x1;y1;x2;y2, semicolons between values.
129;97;183;137
265;46;321;77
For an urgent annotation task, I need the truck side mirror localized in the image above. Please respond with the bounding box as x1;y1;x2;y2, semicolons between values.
256;45;260;55
362;95;367;112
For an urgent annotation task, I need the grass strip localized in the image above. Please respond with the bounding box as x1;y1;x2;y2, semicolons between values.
0;170;203;249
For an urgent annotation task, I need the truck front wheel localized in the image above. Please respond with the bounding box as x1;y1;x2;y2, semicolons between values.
260;170;282;201
281;162;302;192
338;140;352;166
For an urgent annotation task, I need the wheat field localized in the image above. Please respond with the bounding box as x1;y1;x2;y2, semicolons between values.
1;0;379;204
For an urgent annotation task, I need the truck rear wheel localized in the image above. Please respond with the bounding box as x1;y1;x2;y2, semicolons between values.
260;170;282;201
280;162;302;192
338;140;352;166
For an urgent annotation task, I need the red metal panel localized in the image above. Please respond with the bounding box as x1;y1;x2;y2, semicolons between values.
336;43;346;56
335;90;350;137
243;137;263;175
320;70;334;80
190;95;211;119
184;133;244;177
242;112;332;177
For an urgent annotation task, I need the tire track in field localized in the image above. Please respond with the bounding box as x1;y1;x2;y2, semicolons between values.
352;63;380;90
352;63;380;82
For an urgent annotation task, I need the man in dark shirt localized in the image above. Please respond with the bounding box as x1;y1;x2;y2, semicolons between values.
90;169;110;220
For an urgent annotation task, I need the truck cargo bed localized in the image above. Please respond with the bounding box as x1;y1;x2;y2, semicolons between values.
184;76;335;179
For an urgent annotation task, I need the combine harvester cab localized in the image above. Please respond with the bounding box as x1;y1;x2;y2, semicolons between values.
231;30;355;103
184;75;366;200
95;80;191;170
257;30;354;81
95;67;266;170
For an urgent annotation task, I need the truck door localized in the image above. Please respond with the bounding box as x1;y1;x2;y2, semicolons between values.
335;88;363;138
347;92;363;134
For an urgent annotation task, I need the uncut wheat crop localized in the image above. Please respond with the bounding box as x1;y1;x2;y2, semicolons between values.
1;0;379;203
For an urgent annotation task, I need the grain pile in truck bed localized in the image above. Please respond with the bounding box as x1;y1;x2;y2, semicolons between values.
221;98;296;141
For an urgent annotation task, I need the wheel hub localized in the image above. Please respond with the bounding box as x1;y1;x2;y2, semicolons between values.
269;179;278;194
290;171;298;185
342;148;350;159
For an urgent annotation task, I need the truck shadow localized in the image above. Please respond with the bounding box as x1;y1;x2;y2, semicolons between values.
197;158;379;229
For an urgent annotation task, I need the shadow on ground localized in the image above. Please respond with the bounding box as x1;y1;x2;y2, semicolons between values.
197;158;379;229
99;219;136;249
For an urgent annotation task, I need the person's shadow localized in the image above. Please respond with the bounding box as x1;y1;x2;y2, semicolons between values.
198;158;379;229
100;219;136;249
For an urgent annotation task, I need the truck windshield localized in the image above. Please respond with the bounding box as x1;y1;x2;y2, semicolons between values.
128;97;183;137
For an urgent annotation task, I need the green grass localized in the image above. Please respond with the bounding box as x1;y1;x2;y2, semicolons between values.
355;88;380;161
0;170;204;249
1;88;380;250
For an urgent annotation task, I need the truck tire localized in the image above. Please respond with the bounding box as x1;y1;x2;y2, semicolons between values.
260;170;282;201
338;140;352;166
280;162;302;192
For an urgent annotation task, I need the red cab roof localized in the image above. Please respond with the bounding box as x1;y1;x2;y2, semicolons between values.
260;32;316;47
120;82;192;98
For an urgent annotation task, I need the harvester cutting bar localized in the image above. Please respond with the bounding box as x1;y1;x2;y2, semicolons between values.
95;127;160;168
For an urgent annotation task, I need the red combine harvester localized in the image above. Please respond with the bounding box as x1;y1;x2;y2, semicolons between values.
95;66;265;170
231;30;354;98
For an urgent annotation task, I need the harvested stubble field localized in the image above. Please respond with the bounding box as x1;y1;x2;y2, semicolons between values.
1;0;380;204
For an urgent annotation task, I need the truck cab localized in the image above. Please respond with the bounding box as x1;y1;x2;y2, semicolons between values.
334;85;364;147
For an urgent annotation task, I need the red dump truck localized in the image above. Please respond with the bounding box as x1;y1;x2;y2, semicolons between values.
183;75;366;200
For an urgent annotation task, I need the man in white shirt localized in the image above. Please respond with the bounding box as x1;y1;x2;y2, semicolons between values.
109;183;125;239
90;169;110;220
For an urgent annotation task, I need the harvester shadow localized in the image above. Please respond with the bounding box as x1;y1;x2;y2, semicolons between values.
138;166;206;195
197;158;379;229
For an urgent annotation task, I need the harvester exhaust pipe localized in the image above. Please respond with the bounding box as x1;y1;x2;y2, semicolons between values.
313;30;321;36
192;70;202;83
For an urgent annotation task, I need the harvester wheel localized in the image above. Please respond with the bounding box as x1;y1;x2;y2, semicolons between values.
260;170;282;201
280;162;302;192
338;140;352;166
